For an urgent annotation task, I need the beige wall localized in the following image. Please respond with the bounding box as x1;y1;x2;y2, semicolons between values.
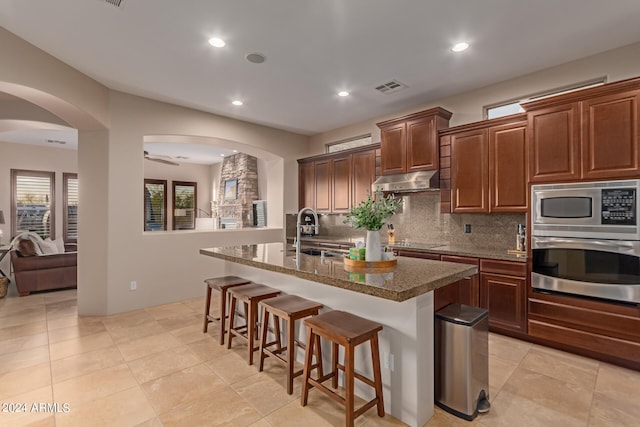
308;42;640;155
0;29;309;314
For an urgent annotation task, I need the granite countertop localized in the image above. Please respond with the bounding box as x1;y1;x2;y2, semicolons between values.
289;236;527;263
200;242;478;302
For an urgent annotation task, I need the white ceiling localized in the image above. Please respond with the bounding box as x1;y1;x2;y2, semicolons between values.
1;0;640;137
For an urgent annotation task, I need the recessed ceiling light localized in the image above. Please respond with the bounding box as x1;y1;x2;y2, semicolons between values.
232;100;243;106
208;37;226;48
451;42;469;52
338;91;350;97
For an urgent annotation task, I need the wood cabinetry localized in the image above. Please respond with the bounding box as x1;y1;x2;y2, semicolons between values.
523;78;640;183
377;107;452;176
442;255;480;308
441;114;527;213
298;145;379;212
479;259;527;334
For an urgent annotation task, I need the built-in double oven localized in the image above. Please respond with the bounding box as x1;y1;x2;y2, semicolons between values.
531;179;640;304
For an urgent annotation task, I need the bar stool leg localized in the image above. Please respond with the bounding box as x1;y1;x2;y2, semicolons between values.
314;334;324;378
345;344;355;427
227;295;237;350
247;301;257;365
203;284;213;333
286;315;295;394
300;327;315;406
331;342;339;389
258;305;270;372
370;334;385;416
218;288;228;345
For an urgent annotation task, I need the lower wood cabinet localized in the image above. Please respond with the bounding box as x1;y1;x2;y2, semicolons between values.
479;259;527;334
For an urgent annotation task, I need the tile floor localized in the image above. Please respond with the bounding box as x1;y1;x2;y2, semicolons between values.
1;289;639;426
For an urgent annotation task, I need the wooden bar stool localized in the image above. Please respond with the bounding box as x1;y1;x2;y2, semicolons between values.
258;294;324;394
202;276;252;345
227;283;281;365
301;310;384;427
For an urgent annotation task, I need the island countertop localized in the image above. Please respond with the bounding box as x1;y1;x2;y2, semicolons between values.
200;242;477;302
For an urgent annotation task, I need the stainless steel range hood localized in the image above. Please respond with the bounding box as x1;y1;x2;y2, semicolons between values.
372;170;439;193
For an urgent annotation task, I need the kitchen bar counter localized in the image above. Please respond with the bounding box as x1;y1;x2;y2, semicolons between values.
288;236;527;262
200;241;477;427
200;242;477;302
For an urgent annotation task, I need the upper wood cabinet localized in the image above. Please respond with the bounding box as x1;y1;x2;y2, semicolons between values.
298;145;379;212
523;78;640;183
377;107;452;176
441;114;528;213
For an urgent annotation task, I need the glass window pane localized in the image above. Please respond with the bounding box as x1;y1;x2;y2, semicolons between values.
64;174;79;242
12;170;55;239
173;182;196;230
144;180;166;231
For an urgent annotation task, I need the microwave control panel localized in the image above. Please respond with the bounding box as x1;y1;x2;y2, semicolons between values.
601;188;637;225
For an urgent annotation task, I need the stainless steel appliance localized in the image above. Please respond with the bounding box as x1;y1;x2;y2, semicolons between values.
531;180;640;304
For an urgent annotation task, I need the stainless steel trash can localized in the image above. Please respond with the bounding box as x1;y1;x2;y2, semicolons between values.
435;303;490;420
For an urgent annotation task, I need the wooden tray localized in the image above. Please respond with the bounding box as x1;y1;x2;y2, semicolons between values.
343;257;398;270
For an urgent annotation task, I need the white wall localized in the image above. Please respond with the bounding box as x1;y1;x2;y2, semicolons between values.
308;41;640;154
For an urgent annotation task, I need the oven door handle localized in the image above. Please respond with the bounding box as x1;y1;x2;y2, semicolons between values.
532;237;640;256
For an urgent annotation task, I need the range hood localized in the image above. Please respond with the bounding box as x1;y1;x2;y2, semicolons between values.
372;170;439;193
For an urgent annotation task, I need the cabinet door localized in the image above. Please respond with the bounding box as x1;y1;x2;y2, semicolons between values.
441;255;480;307
406;116;438;172
582;90;640;179
331;155;351;212
480;272;526;333
380;123;406;175
298;161;315;210
314;159;331;212
451;129;489;213
489;121;527;212
528;103;580;182
352;150;376;205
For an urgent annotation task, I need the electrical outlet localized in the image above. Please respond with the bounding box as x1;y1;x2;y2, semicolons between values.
464;224;471;233
383;352;395;371
130;281;137;291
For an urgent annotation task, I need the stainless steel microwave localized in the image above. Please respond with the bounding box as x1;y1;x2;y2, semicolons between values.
531;179;640;240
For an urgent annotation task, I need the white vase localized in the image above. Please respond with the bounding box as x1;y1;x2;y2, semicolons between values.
365;230;382;262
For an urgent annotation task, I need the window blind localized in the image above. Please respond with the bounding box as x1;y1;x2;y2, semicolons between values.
12;170;55;239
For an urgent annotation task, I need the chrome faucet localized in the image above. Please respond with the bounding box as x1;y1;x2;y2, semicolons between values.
295;207;319;261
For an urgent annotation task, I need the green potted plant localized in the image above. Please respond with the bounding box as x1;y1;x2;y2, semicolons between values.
344;188;403;261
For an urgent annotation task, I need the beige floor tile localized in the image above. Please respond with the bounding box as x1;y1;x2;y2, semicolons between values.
19;416;56;427
43;289;77;304
159;385;262;427
107;320;167;344
249;420;274;427
519;347;598;390
52;363;139;407
134;418;165;427
156;312;201;332
146;301;196;320
207;350;262;385
488;333;531;364
0;385;53;427
0;320;47;341
47;319;107;344
0;332;49;356
141;362;225;415
488;354;518;392
127;345;201;383
101;308;156;330
185;337;230;362
594;363;640;409
588;391;640;427
231;370;299;416
46;315;83;332
0;311;47;329
477;389;585;427
0;362;51;401
50;346;124;383
45;299;77;320
116;332;182;361
0;345;50;375
0;304;46;321
172;323;218;344
530;342;600;369
55;386;155;427
183;297;206;313
49;331;114;360
502;366;592;424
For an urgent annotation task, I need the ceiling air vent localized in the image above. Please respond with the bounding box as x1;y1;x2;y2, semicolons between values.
374;80;407;94
103;0;126;8
46;139;67;145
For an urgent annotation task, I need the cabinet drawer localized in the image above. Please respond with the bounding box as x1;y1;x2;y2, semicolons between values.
441;255;479;266
397;250;440;260
480;259;526;277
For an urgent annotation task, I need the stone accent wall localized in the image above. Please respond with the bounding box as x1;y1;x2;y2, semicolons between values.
217;153;259;228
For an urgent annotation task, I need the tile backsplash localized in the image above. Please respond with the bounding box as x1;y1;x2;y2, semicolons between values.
287;193;526;251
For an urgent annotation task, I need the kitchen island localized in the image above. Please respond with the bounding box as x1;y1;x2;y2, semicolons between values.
200;242;477;427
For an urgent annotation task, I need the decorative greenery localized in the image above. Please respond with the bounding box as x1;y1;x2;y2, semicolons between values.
344;188;403;231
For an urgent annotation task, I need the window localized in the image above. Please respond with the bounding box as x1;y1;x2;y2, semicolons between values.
172;181;196;230
144;179;167;231
63;173;78;243
11;169;55;239
484;78;606;120
326;134;373;153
